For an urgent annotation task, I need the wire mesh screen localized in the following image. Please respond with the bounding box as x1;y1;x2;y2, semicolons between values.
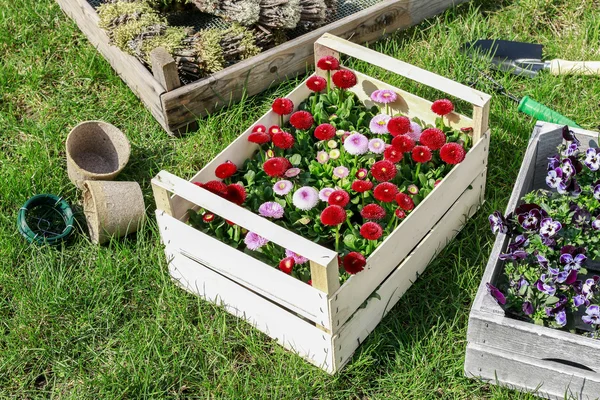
87;0;384;40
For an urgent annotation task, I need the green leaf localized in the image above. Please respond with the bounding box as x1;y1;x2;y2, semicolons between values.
289;154;302;166
244;170;256;184
545;296;560;306
343;234;356;247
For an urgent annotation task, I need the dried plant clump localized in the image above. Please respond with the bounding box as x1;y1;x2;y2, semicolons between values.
191;0;261;26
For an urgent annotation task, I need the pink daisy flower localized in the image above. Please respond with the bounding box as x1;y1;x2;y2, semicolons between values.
316;151;329;164
319;187;335;202
407;121;422;142
370;89;398;104
285;168;301;178
333;166;349;179
244;232;268;250
258;202;284;219
292;187;319;210
369;114;391;134
273;180;293;196
368;138;386;154
285;249;308;265
343;133;369;155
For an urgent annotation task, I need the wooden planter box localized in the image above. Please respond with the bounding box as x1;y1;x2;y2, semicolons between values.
465;122;600;399
152;33;490;373
55;0;470;135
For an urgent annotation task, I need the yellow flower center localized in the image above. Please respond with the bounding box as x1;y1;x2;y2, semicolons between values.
374;142;381;148
381;168;386;172
278;183;286;189
383;93;390;97
378;120;386;126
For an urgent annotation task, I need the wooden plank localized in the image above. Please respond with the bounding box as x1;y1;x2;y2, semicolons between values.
465;343;600;400
332;169;486;370
310;258;341;298
152;171;338;271
314;33;491;108
54;0;169;132
161;0;471;130
150;47;181;92
156;211;332;327
152;182;174;217
472;100;490;144
166;249;335;373
330;130;489;330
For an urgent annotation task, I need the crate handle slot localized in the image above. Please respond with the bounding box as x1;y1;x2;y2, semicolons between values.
152;170;340;295
541;358;595;372
314;33;491;143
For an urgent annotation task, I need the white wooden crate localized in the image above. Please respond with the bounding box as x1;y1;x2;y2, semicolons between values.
152;33;490;373
465;122;600;400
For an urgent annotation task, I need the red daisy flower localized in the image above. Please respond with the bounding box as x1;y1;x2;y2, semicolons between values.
412;145;432;163
388;116;411;137
460;127;474;133
252;124;267;133
343;252;366;275
272;98;294;115
306;75;327;92
202;213;215;223
352;180;373;193
332;70;357;89
371;160;397;182
395;208;406;219
248;132;270;144
272;132;295;149
203;180;228;197
226;184;246;205
420;128;446;150
384;146;403;163
320;205;347;226
373;182;398;203
317;56;340;71
279;257;295;274
263;157;290;177
192;181;204;188
431;98;454;116
360;222;383;240
440;142;466;164
396;193;415;211
215;160;237;180
328;190;350;207
314;123;336;141
360;204;386;220
290;111;314;130
391;135;415;153
268;125;282;137
355;168;368;180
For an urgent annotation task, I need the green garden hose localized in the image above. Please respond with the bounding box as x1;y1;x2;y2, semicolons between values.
17;194;75;245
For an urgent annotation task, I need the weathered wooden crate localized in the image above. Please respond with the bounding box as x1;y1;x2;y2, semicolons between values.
465;122;600;400
152;33;490;373
55;0;470;135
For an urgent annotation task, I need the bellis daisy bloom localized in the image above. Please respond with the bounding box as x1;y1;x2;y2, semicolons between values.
252;124;267;133
258;201;284;219
360;204;386;220
370;89;398;104
396;193;415;211
373;182;398;202
292;187;319;210
333;166;349;179
279;257;295;274
328;190;350;207
431;99;454;116
329;149;341;159
272;98;294;115
371;160;397;182
344;133;369;155
343;252;367;274
284;168;301;178
273;180;293;196
272;132;295;149
407;184;419;195
314;123;336;141
306;75;327;92
248;132;270;144
202;180;228;197
290;111;314;130
225;184;246;205
202;213;215;223
215;161;237;179
395;208;406;219
317;56;340;71
407;122;422;142
355;169;368;180
370;114;391;134
336;129;346;137
352;180;373;193
319;187;335;202
384;146;403;163
440;142;466;164
285;249;309;265
263;157;291;177
392;135;415;153
412;145;432;163
332;70;357;89
244;232;269;250
268;126;284;138
420;128;446;150
316;151;329;164
266;149;275;158
327;140;338;149
320;205;347;226
368;138;385;154
388;116;411;137
360;222;383;240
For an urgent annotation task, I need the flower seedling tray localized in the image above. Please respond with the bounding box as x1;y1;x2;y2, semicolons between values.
55;0;470;135
152;33;490;373
465;122;600;399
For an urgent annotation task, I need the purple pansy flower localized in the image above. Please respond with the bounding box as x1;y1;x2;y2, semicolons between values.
574;277;599;307
244;232;269;251
489;211;508;234
585;148;600;171
593;220;600;231
554;310;567;327
344;133;369;155
545;168;563;189
536;280;556;296
562;125;580;145
582;305;600;325
559;253;587;271
258;201;284;219
536;254;549;268
555;269;578;284
547;155;560;170
518;208;542;231
539;218;562;238
563;142;579;157
486;282;506;305
572;206;590;226
369;114;391;134
522;301;534;316
508;234;529;252
499;250;528;261
560;158;575;179
594;184;600;200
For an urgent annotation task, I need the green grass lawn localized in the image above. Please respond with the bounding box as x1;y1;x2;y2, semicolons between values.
2;0;600;398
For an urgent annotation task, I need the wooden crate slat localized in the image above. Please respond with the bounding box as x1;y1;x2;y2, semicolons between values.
156;211;332;328
333;169;486;369
166;250;335;372
330;130;489;329
465;343;600;400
